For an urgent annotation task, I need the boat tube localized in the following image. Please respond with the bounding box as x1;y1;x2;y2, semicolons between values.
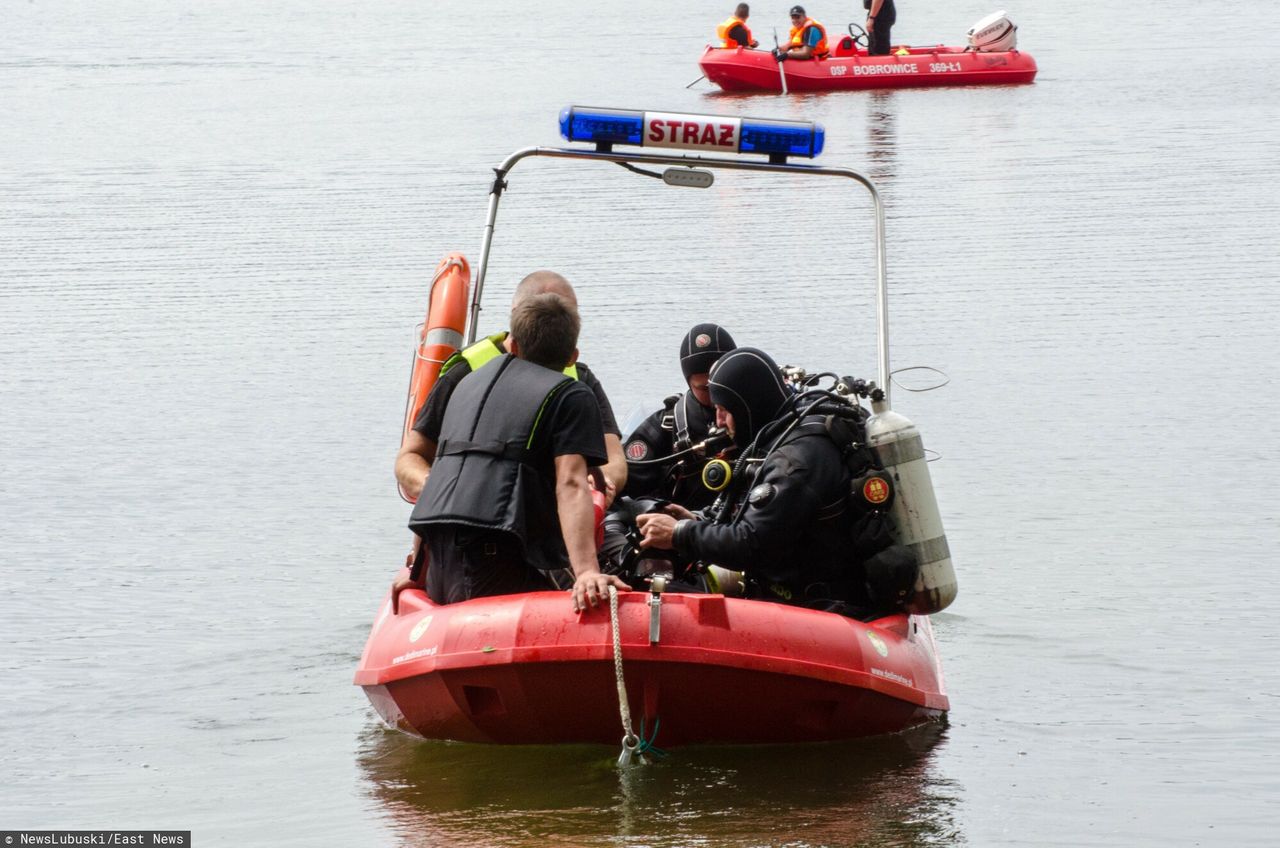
355;575;948;745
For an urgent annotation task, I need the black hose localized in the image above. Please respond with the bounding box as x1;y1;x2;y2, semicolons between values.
625;431;733;466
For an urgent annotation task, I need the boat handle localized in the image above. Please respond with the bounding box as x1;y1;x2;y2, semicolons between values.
648;576;666;644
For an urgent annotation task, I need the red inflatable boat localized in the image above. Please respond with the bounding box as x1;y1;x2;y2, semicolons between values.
355;577;948;745
700;13;1036;94
356;105;956;749
701;43;1037;94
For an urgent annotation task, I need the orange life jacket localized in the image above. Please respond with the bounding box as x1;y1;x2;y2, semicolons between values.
716;16;754;48
788;18;829;58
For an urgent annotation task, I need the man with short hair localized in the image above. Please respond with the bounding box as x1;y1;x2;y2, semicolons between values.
407;293;628;612
717;3;759;49
774;5;829;61
395;270;627;504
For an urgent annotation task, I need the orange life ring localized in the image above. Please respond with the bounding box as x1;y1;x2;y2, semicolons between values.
398;252;470;503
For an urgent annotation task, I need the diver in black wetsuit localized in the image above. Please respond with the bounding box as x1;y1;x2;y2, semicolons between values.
635;347;913;615
620;323;736;511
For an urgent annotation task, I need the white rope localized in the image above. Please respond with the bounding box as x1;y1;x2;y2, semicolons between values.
609;586;640;766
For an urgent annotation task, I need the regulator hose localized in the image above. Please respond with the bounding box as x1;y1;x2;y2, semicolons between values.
624;429;734;467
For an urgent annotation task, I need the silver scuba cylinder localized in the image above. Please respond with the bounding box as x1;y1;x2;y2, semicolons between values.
865;401;957;613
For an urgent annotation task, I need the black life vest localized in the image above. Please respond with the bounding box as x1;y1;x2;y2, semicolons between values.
409;354;574;571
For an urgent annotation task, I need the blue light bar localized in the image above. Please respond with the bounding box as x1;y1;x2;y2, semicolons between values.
558;106;824;159
740;118;825;158
558;107;644;146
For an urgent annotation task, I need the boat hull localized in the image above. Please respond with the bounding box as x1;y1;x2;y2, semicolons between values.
355;584;948;746
699;44;1037;93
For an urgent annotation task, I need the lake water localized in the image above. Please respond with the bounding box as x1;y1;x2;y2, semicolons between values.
3;0;1279;845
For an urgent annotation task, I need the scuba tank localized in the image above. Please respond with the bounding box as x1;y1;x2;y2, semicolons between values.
865;400;957;613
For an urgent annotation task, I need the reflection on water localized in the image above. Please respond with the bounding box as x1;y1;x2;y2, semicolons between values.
357;720;960;847
704;87;899;188
865;91;898;185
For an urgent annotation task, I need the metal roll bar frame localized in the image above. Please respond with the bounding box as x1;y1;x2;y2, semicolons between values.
466;146;894;406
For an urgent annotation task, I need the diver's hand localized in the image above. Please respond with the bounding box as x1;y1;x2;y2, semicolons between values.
572;570;629;613
637;513;678;550
661;503;695;522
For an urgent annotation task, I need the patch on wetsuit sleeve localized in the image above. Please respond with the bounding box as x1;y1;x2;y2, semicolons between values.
748;482;776;506
626;440;650;461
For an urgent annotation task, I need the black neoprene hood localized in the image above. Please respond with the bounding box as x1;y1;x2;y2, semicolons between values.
707;347;790;447
679;323;737;379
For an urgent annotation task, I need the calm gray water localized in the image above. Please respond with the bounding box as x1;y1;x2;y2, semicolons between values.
3;0;1279;844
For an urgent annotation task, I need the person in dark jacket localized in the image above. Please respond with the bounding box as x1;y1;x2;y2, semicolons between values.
635;348;867;609
620;323;736;511
402;293;628;613
865;0;897;56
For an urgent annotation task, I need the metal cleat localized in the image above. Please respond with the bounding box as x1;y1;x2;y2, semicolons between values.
648;576;666;644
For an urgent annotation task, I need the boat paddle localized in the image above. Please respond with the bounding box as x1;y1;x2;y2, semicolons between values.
772;29;789;95
685;74;706;88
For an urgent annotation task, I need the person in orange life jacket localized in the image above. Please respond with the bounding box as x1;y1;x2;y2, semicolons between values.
717;3;759;48
635;348;867;611
394;270;628;506
864;0;896;56
405;293;629;614
773;5;828;61
620;323;736;511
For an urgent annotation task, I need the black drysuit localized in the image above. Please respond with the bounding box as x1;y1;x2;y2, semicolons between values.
672;417;863;607
621;391;720;510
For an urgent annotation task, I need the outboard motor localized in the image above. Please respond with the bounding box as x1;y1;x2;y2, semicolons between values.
967;10;1018;52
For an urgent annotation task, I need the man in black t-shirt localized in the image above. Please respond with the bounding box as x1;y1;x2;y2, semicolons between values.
403;294;629;612
395;270;627;505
